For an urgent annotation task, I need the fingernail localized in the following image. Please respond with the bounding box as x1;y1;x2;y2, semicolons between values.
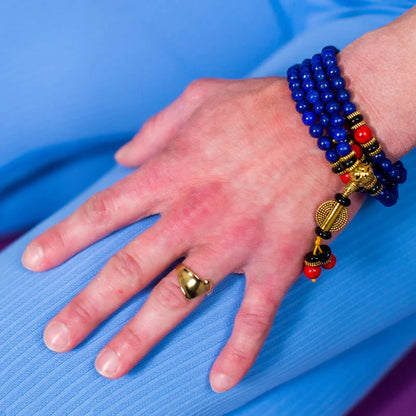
22;243;44;271
96;348;120;378
44;322;70;352
210;373;234;393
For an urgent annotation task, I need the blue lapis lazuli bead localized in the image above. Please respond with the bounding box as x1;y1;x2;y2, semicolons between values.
296;100;310;114
287;64;299;76
337;89;350;102
336;142;351;157
320;114;330;127
331;76;345;90
317;80;330;91
302;111;316;126
310;124;324;138
318;136;331;150
300;71;312;81
326;148;339;163
371;150;386;163
306;89;320;103
313;69;326;81
292;89;305;102
321;90;335;102
302;79;315;91
327;65;341;78
323;56;337;68
321;46;338;57
311;54;323;65
331;127;347;142
289;80;301;91
326;101;341;114
380;159;394;172
313;102;325;115
330;114;344;127
342;101;356;115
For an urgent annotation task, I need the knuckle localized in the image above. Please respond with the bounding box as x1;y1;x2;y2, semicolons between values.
226;343;251;365
154;277;189;311
82;190;115;227
238;309;271;339
107;251;144;291
121;326;144;350
41;228;66;253
70;297;96;326
184;78;213;102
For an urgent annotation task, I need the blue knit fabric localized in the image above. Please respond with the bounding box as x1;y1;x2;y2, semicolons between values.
0;1;415;415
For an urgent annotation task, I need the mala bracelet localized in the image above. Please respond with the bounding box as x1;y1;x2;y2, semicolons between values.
287;46;407;281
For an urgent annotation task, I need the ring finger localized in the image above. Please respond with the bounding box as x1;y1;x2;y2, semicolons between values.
94;248;238;379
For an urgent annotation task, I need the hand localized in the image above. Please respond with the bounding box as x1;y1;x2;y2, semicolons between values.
22;76;363;392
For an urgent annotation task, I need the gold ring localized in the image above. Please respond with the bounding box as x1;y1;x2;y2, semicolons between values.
175;264;212;299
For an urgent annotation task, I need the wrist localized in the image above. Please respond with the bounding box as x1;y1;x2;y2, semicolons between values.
338;10;416;160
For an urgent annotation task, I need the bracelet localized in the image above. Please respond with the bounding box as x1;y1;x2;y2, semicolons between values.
287;46;407;281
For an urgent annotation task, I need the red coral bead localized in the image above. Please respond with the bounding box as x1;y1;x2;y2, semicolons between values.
340;172;350;184
351;143;363;159
354;125;372;144
322;254;337;270
304;265;321;279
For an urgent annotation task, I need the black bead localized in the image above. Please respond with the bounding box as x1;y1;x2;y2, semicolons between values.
364;142;380;154
335;193;351;206
341;156;357;170
318;245;332;263
305;252;321;264
315;226;332;240
367;181;382;195
332;164;344;174
347;113;363;128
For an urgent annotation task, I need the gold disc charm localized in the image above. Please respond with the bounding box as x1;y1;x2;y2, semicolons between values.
315;200;349;232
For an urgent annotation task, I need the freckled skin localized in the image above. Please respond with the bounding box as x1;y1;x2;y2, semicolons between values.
23;7;416;390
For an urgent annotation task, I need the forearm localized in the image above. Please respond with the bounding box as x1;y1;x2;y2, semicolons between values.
339;5;416;160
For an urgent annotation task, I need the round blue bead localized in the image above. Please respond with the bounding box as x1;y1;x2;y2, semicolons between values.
330;115;344;127
331;76;345;90
310;124;324;138
312;63;323;72
288;80;301;91
320;114;330;127
296;100;310;114
327;66;341;78
380;159;394;172
321;90;335;102
321;46;338;57
331;127;347;142
317;80;330;91
300;71;312;81
287;73;298;81
287;64;300;75
337;89;350;102
318;136;331;150
336;142;351;156
342;101;356;115
302;111;316;126
306;89;320;103
302;58;312;67
311;54;322;65
323;56;337;68
371;150;386;163
326;101;341;114
291;89;305;102
325;148;339;163
387;166;401;180
302;79;315;91
313;102;325;115
313;69;326;81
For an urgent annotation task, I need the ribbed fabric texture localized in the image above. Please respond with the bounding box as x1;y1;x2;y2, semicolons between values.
0;1;415;415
